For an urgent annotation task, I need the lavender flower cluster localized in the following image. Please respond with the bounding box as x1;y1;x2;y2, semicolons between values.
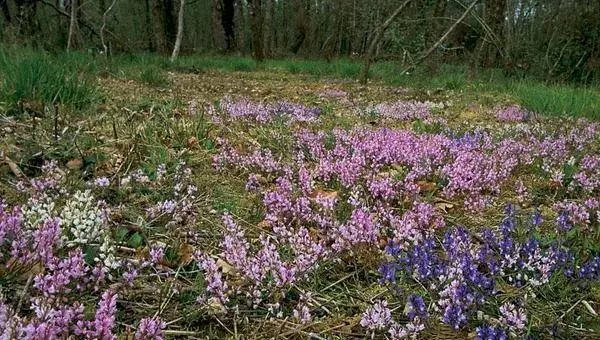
368;205;599;338
494;105;531;122
373;99;438;123
207;116;600;328
210;97;321;124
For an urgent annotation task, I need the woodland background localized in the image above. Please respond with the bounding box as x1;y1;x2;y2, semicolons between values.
1;0;599;84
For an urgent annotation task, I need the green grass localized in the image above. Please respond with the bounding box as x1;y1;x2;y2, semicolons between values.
0;47;100;111
1;45;598;120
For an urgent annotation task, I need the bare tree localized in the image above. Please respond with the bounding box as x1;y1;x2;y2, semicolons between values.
170;0;185;61
359;0;412;85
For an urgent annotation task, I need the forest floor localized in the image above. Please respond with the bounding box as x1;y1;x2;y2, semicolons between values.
1;64;600;339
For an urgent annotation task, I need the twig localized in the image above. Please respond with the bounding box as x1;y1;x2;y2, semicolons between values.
16;273;34;312
558;299;581;320
163;329;203;336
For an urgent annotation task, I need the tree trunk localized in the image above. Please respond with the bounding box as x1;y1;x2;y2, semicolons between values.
247;0;264;61
101;0;118;56
291;0;307;54
264;0;274;57
170;0;185;61
67;0;77;50
359;0;412;85
145;0;155;51
151;0;176;55
222;0;235;53
482;0;506;67
211;0;226;51
152;0;168;54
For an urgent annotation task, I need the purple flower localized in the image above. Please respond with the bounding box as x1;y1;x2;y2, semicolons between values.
476;324;508;340
499;301;527;331
94;177;110;187
93;290;118;340
360;300;392;330
135;317;166;340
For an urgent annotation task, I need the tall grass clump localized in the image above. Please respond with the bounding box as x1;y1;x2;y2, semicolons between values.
0;48;100;111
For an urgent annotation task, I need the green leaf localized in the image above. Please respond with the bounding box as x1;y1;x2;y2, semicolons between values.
128;232;144;248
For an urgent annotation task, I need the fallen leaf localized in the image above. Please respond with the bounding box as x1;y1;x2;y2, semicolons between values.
216;258;235;275
66;158;83;170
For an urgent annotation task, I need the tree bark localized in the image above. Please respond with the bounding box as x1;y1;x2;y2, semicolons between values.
211;0;226;51
247;0;264;61
264;0;274;57
482;0;506;67
291;0;307;54
359;0;412;84
222;0;235;52
170;0;185;61
152;0;176;55
145;0;155;51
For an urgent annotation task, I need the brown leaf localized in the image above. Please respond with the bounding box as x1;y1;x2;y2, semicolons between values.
179;243;193;266
187;137;199;148
417;180;437;192
435;202;454;213
66;158;83;170
1;152;25;178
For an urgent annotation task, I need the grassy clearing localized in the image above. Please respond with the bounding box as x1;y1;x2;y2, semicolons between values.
0;47;598;119
1;52;600;338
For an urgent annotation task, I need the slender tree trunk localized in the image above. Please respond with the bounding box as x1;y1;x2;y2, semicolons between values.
170;0;185;61
247;0;264;61
101;0;118;56
67;0;77;50
359;0;412;84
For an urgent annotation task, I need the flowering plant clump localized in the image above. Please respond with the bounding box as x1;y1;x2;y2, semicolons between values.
373;99;437;123
0;161;175;338
209;97;321;124
494;105;531;122
370;205;599;338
